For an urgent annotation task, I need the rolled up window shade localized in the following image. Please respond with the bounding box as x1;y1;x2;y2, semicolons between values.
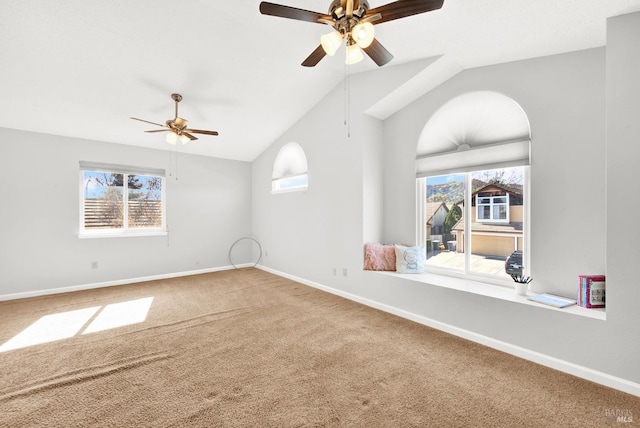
272;142;308;181
415;91;531;177
416;139;530;178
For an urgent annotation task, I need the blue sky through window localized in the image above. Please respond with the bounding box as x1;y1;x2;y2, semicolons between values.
83;172;161;200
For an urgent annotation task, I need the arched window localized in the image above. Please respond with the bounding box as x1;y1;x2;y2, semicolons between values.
416;91;531;176
272;142;308;193
416;91;531;284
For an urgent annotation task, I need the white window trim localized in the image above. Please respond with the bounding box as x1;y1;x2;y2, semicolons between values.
78;230;168;239
78;162;167;238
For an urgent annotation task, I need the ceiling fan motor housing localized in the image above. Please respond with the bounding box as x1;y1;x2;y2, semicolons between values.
167;117;189;132
330;0;370;37
329;0;369;18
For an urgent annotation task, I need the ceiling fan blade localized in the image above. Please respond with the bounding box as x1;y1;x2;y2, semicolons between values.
131;117;168;128
367;0;444;25
363;38;394;66
360;12;382;24
182;132;198;141
259;2;331;24
144;129;171;133
186;129;219;136
301;45;327;67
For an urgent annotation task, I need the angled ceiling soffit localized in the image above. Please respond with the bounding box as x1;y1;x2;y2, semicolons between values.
364;55;463;120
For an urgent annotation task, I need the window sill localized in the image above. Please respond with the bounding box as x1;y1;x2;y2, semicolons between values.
271;186;308;195
367;270;606;321
78;231;167;239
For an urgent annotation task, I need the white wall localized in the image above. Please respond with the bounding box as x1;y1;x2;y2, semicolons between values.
0;128;252;297
251;61;430;291
252;13;640;387
606;12;640;374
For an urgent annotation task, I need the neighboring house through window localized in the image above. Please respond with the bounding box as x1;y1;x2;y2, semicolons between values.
426;201;449;244
450;180;525;262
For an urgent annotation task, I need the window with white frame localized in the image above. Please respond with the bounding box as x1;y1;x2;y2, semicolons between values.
415;91;531;284
476;194;509;223
272;142;308;193
421;167;526;281
79;161;166;236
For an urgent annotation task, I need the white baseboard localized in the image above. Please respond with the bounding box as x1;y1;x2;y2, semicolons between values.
0;264;253;301
257;265;640;398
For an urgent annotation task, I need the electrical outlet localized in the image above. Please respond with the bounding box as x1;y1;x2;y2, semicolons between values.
91;261;98;270
343;268;348;277
332;268;337;276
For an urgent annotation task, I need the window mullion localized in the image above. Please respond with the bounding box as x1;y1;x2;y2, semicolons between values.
123;174;129;230
416;178;426;247
464;173;472;273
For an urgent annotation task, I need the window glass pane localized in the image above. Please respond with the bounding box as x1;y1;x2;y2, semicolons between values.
127;175;163;229
83;171;124;229
479;206;491;220
272;174;308;193
424;174;464;271
469;167;524;278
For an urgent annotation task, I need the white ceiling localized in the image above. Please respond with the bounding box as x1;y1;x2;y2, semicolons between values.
2;1;640;162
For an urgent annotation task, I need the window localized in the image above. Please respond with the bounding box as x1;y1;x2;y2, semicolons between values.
272;174;308;193
476;194;509;223
79;162;165;237
422;167;526;281
415;91;531;284
272;142;308;193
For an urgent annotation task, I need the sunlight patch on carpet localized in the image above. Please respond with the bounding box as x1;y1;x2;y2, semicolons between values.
0;307;100;352
83;297;154;334
0;297;154;353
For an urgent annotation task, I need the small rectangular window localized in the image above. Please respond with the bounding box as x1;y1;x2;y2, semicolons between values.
476;194;509;223
272;173;308;193
80;162;165;237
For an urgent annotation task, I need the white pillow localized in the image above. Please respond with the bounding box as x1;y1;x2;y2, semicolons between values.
394;245;426;274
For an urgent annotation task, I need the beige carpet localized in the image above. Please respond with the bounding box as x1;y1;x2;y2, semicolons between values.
0;268;637;427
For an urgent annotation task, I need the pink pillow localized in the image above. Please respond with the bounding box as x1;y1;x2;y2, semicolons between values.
363;243;396;271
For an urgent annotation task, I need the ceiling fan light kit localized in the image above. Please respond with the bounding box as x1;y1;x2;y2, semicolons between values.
166;132;190;145
259;0;444;67
345;42;364;64
352;21;375;48
131;93;219;145
321;30;343;56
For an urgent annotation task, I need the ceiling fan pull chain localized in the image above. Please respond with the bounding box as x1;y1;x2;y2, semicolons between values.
344;62;351;138
175;144;179;180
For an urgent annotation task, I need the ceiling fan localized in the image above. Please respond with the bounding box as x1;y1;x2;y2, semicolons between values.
130;93;219;145
259;0;444;67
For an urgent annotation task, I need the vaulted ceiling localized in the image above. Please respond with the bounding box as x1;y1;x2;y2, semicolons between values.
3;1;640;161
